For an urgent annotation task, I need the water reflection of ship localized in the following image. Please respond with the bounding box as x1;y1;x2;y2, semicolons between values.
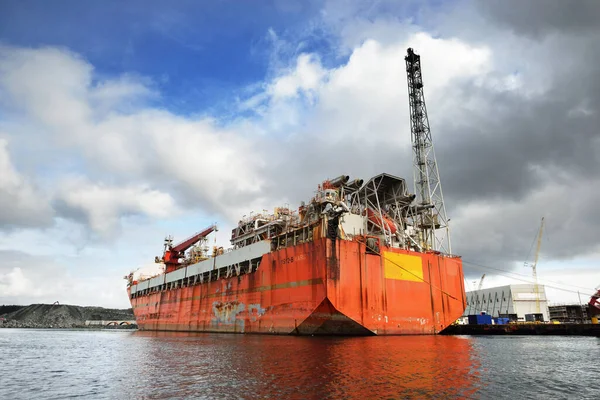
128;332;482;398
292;336;482;398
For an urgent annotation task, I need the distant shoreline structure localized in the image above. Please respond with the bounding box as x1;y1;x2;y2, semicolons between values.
0;303;136;329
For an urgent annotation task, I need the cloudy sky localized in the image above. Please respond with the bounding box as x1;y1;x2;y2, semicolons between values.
1;0;599;308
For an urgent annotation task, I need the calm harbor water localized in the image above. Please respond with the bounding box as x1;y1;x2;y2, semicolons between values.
1;329;598;399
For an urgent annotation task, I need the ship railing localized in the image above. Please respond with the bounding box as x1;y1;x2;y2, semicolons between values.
130;241;272;299
130;257;264;299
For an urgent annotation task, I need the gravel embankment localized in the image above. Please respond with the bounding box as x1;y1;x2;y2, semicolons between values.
0;304;136;329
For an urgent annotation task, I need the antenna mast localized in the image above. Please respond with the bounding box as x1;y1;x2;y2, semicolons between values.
405;48;450;253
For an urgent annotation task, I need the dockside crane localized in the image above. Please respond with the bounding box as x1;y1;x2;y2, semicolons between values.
405;48;451;253
157;224;217;273
478;274;486;291
527;217;545;314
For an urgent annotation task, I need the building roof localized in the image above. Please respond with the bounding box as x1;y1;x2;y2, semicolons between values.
465;283;546;294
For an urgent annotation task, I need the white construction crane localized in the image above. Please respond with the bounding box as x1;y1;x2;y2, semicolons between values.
478;274;486;291
524;217;544;314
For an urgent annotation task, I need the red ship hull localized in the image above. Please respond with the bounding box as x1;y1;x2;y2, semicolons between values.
129;238;466;335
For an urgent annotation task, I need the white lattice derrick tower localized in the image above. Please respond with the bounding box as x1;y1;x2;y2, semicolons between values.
405;48;451;254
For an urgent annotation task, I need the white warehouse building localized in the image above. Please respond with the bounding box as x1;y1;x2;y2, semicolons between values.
463;284;550;322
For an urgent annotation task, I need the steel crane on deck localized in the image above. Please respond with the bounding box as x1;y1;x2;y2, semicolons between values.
157;224;217;273
405;48;450;254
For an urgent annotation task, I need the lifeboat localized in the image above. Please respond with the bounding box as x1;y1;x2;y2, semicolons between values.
366;208;397;234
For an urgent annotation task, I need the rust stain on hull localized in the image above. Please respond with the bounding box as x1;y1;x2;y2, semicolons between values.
129;238;466;335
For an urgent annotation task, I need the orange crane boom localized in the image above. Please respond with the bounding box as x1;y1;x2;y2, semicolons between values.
159;224;217;273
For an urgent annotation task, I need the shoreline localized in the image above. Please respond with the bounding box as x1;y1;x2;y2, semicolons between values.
0;303;135;330
0;322;138;330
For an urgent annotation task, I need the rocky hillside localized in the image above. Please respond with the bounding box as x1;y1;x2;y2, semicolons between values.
0;304;135;329
0;305;25;315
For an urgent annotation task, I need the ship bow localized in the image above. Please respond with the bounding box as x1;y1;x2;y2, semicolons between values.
295;298;375;336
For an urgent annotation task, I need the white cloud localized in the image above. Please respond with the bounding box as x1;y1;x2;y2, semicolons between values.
0;250;130;308
0;44;266;232
0;34;498;235
0;46;92;138
247;32;493;153
54;177;177;236
0;138;53;228
269;53;326;100
0;267;31;297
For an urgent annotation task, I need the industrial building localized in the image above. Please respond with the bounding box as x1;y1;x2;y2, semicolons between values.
463;284;549;322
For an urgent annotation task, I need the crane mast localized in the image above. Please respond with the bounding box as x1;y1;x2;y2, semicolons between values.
405;48;450;253
478;274;486;291
531;217;544;314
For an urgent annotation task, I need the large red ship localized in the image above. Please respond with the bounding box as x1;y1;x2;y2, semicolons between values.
125;48;467;335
